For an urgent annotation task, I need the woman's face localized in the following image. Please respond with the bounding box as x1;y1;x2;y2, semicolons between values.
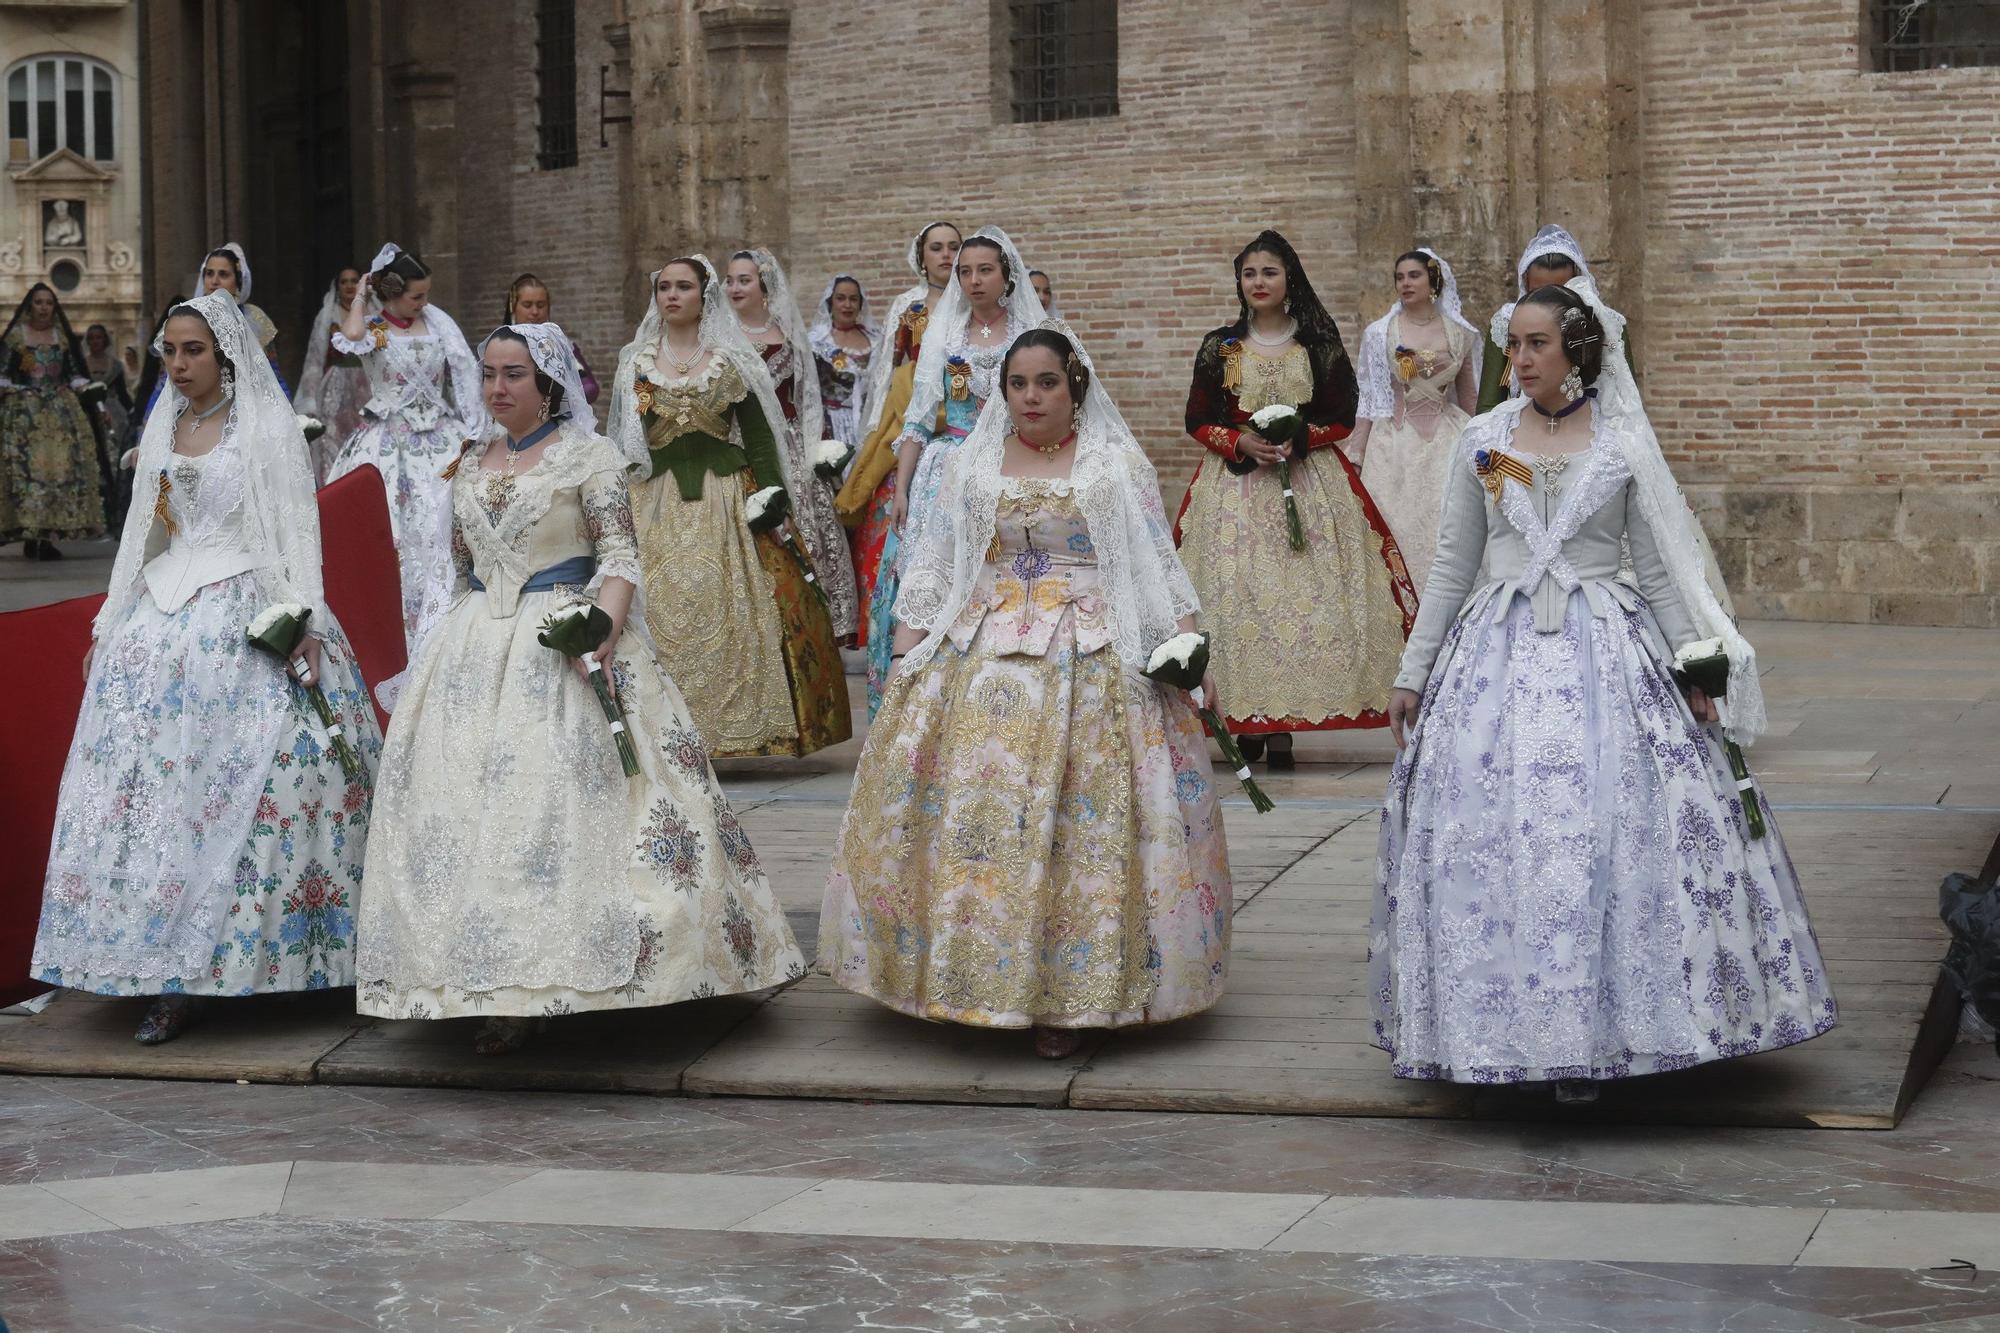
1524;259;1578;292
921;227;962;287
724;258;766;314
829;280;862;329
957;245;1006;311
86;326;109;354
1030;272;1053;310
386;275;432;319
1240;250;1288;316
1506;301;1570;402
1394;258;1432;306
481;336;541;432
163;314;223;402
27;289;55;328
336;269;361;305
201;256;240;297
513;284;551;323
656;264;703;328
1003;345;1073;445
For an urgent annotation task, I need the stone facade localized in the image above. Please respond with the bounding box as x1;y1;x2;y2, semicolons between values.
138;0;2000;625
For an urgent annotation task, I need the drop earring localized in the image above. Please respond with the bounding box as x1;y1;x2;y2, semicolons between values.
537;393;552;422
220;364;235;398
1561;366;1583;403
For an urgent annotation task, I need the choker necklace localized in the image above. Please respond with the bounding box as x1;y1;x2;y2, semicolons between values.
1249;318;1297;347
1022;430;1076;456
381;310;413;330
1530;389;1593;433
738;316;772;337
189;392;232;423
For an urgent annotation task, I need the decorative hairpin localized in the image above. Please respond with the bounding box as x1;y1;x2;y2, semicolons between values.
1559;307;1601;346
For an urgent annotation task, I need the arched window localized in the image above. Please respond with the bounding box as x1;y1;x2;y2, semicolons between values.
6;55;118;166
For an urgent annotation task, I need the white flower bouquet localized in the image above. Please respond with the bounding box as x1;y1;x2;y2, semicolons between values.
813;437;855;480
745;485;828;608
1247;404;1307;551
245;602;360;780
1142;631;1273;813
297;414;327;442
537;603;640;777
1671;638;1763;838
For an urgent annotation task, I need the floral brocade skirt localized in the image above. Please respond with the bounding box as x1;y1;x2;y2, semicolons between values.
820;617;1231;1030
0;385;105;543
1369;585;1838;1083
1175;448;1415;733
325;414;456;644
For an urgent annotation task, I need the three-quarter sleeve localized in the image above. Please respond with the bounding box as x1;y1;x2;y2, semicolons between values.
735;392;787;492
1625;483;1701;654
1302;340;1358;450
1392;449;1488;695
1184;336;1241;459
581;465;643;588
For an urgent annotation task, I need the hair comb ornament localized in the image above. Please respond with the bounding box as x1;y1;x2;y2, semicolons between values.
1559;306;1602;346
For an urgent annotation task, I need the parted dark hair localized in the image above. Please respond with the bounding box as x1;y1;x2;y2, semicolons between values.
483;326;565;417
957;236;1015;297
200;248;243;284
1394;249;1443;296
660;255;713;300
372;248;431;299
1000;328;1090;404
1518;284;1605;386
3;282;88;379
1524;251;1582;281
1232;229;1342;349
505;272;549;321
164;302;240;381
915;221;960;256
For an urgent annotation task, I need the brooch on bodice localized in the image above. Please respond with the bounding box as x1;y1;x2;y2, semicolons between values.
1218;336;1245;392
945;355;971;402
1473;447;1535;501
365;317;390;352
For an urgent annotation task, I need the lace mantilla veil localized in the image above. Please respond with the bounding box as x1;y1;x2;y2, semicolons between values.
1357;246;1482;422
1489;224;1594;350
808;273;880;350
607;256;797;497
858;221;953;435
898;225;1045;445
477;321;598;437
96;290;326;638
894;317;1198;677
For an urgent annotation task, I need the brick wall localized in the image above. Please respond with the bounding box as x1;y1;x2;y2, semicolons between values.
1639;1;2000;626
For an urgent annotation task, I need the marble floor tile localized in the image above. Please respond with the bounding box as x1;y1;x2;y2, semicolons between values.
279;1159;541;1219
1799;1207;2000;1271
438;1166;818;1230
1272;1195;1824;1266
38;1159;291;1229
1606;1258;2000;1328
736;1177;1325;1250
0;1181;118;1240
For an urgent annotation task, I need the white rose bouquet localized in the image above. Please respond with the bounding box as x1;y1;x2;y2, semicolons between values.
246;602;361;780
813;437;855;480
297;414;327;442
1671;638;1763;839
745;485;829;609
538;602;641;777
1142;631;1273;813
1247;404;1307;551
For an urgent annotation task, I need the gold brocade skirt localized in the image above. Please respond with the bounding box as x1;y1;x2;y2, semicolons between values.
1176;448;1414;732
631;469;851;758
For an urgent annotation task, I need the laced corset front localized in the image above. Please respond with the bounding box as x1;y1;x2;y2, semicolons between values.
1387;313;1468;436
948;477;1111;656
356;331;454;432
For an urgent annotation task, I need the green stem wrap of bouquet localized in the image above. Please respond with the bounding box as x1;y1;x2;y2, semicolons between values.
1247;407;1307;552
745;485;830;609
245;604;362;781
1142;631;1275;814
1671;648;1765;839
538;603;642;778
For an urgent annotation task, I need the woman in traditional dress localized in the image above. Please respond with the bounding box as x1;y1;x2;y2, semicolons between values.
30;291;380;1044
186;244;286;394
356;322;802;1053
82;323;133;530
724;249;860;643
1176;229;1416;767
0;283;105;559
866;226;1045;713
809;274;875;455
835;221;960;653
293;266;371;484
504;274;600;404
610;257;851;758
1372;279;1836;1100
1476;225;1588;414
324;243;484;643
1351;248;1480;588
822;323;1230;1060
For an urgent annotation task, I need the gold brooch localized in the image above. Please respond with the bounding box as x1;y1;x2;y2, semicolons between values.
1473;448;1534;501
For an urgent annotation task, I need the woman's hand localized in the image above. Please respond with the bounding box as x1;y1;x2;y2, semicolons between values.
1387;687;1421;750
1236;429;1291;467
291;636;325;689
576;617;623;684
1687;686;1719;725
80;640;95;683
1191;671;1219;721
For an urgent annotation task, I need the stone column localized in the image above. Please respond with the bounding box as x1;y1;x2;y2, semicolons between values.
697;3;792;255
626;0;701;271
380;5;459;304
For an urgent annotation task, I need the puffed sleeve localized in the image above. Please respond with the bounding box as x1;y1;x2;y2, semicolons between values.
1392;446;1489;695
581;464;643;589
1625;482;1701;654
330;330;375;357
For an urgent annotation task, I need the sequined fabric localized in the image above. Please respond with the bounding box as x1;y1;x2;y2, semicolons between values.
1359;315;1473;587
356;431;803;1017
32;436;380;994
821;479;1230;1029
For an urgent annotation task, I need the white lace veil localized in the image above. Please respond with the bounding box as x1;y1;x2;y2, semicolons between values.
189;241;253;306
293;273;376;413
1491;224;1596;349
607;256;798;496
808;274;879;349
899;225;1046;442
1357;246;1481;422
97;290;326;638
741;249;829;462
476;321;598;437
855;222;955;435
895;318;1198;675
1561;274;1764;741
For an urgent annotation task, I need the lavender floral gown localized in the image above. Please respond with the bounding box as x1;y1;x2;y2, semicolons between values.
1369;402;1836;1083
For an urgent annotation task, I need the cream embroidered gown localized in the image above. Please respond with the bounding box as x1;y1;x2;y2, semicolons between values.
356;425;804;1019
1358;313;1476;589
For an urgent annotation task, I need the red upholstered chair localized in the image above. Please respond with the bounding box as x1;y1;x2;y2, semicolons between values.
0;463;405;1002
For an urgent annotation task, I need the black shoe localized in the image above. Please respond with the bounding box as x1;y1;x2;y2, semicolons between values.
1237;735;1266;764
1266;735;1296;771
21;541;33;559
134;995;195;1045
36;540;61;561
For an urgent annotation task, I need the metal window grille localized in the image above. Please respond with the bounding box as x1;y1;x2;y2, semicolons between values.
1008;0;1118;124
1869;0;2000;71
536;0;578;169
